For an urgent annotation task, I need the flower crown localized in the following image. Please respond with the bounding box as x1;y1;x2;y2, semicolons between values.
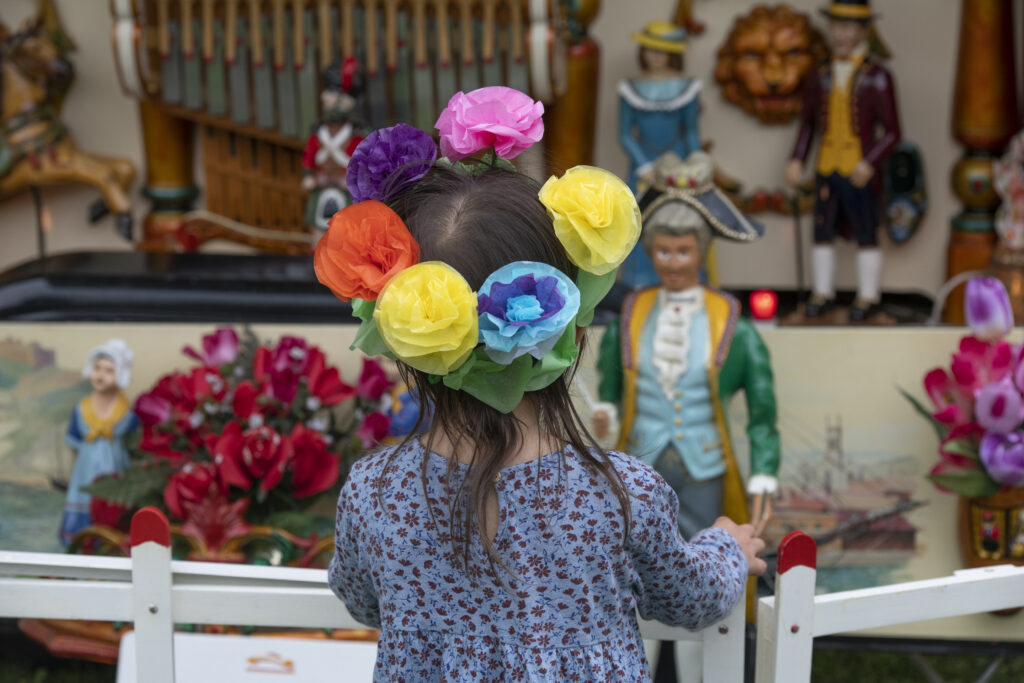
314;86;641;413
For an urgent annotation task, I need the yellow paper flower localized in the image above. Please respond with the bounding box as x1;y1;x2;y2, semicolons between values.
374;262;479;375
538;166;641;275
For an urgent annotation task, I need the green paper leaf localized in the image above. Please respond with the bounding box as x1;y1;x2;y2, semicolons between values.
524;326;579;392
897;387;949;441
351;298;375;323
350;318;394;359
494;157;517;173
928;469;1000;498
575;269;617;327
940;438;980;461
443;349;534;413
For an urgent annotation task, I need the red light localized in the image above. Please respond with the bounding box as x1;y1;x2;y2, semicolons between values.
750;290;778;320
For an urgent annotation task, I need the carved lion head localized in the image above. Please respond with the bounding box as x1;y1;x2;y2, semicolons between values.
714;5;828;124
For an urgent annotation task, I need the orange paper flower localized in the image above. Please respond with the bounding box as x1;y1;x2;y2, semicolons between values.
314;200;421;301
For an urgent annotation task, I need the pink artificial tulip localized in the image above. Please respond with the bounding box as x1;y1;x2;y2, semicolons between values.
965;277;1013;342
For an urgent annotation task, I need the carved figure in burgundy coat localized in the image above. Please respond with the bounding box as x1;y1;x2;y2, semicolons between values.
785;0;901;322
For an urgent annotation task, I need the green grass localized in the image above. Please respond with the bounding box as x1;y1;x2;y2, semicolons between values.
813;650;1024;682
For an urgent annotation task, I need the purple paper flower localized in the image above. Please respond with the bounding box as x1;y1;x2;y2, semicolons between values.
974;377;1024;434
965;277;1013;342
346;123;437;203
477;261;580;365
980;430;1024;486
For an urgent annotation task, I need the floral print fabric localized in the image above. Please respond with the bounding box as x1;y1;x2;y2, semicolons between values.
329;440;747;682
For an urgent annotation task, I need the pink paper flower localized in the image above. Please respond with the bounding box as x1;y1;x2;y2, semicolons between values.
435;87;544;160
974;377;1024;434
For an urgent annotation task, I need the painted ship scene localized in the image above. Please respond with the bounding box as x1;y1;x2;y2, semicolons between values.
763;415;923;592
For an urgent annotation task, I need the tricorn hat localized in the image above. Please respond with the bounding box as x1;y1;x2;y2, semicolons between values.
820;0;877;22
638;152;764;242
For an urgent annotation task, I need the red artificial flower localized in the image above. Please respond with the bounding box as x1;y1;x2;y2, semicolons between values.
135;393;172;427
241;425;293;492
179;495;250;553
232;381;261;420
253;346;271;385
306;350;356;407
183;327;240;368
357;358;394;401
90;491;129;529
164;463;221;520
209;421;251;490
139;428;187;461
289;424;340;498
357;412;391;449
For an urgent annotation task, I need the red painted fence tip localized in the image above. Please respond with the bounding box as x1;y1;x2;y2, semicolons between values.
777;530;817;574
130;506;171;548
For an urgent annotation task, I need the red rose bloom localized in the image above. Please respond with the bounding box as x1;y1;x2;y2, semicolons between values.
357;358;394;401
357;412;391;449
164;463;220;520
241;425;293;492
289;424;340;498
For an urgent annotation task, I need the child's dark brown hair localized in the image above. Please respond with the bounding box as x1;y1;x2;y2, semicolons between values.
377;163;633;576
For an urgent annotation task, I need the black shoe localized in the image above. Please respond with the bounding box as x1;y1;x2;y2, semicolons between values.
848;300;883;323
803;296;835;319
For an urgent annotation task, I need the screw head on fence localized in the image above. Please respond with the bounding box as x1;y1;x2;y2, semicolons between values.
149;604;159;614
718;625;728;634
790;624;799;634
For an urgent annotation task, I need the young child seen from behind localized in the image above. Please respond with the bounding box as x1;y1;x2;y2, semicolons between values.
317;87;766;682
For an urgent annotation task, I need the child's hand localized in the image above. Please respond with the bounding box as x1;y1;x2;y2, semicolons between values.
712;517;767;576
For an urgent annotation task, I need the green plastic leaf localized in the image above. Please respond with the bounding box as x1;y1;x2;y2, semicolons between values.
575;269;616;327
928;469;1000;498
940;438;980;461
82;463;171;509
897;387;949;441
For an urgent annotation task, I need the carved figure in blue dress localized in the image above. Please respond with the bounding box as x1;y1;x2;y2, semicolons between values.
619;20;702;289
59;339;138;546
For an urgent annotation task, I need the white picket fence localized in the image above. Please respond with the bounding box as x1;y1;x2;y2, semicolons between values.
755;530;1024;683
3;511;1023;682
0;507;744;683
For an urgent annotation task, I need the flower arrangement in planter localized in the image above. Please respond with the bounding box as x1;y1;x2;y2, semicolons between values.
82;328;395;564
904;277;1024;565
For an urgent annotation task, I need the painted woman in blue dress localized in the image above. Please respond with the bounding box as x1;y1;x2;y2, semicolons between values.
619;21;702;289
59;339;138;546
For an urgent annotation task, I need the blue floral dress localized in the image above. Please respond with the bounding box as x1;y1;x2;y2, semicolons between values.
59;393;138;546
329;440;747;682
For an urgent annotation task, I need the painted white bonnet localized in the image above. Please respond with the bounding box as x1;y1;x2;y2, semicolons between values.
82;338;134;389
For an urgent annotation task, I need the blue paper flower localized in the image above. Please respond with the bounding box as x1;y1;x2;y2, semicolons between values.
477;262;581;365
